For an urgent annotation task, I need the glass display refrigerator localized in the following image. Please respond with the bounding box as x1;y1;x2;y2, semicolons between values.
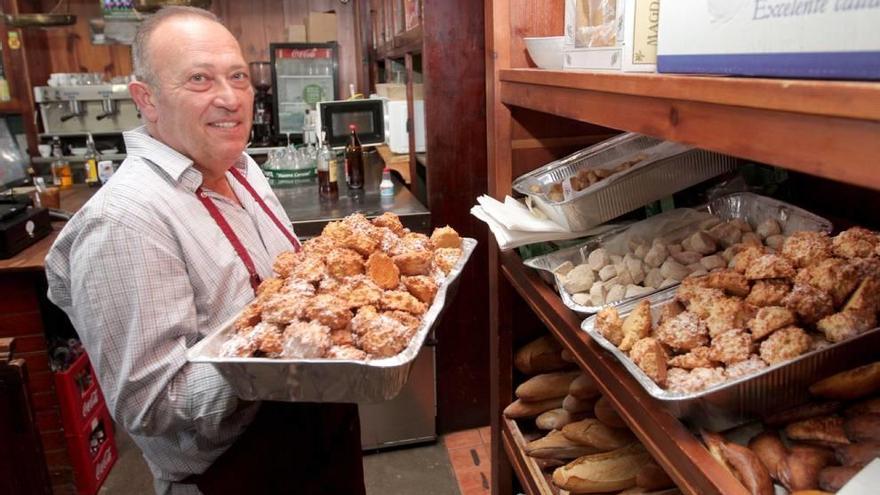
270;42;339;141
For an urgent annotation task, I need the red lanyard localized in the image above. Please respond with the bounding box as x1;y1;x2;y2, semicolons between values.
195;167;301;295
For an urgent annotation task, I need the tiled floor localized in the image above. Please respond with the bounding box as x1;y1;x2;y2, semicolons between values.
99;424;490;494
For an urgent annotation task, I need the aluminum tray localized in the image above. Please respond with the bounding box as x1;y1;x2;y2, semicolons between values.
187;238;478;404
512;133;738;231
525;192;833;315
582;287;880;431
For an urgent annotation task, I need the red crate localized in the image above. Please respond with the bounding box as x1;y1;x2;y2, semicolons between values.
54;352;106;433
65;404;117;495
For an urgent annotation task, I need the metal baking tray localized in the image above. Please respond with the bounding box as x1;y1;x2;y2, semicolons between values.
524;192;833;315
512;133;739;231
582;287;880;431
187;238;478;404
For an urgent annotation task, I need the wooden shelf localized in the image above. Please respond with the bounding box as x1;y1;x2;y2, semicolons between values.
500;417;561;495
499;69;880;190
0;99;24;114
375;25;423;59
499;250;749;495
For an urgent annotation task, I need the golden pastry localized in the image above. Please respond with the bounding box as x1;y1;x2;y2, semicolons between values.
745;254;796;280
380;290;428;315
596;307;624;347
655;311;709;351
749;306;796;341
430;225;463;249
402;275;439;304
366;251;401;289
433;247;462;275
783;283;835;324
706;268;751;297
816;310;877;343
324;247;365;279
393;250;433;276
782;231;833;268
708;329;752;365
619;300;652;352
303;294;353;330
759;326;811;365
745;279;791;307
630;337;668;387
667;346;716;369
832;227;879;259
372;211;407;236
795;257;860;307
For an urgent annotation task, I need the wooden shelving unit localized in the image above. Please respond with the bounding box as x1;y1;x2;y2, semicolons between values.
500;417;560;495
485;2;880;495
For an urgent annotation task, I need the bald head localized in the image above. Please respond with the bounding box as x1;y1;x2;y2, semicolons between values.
132;6;223;86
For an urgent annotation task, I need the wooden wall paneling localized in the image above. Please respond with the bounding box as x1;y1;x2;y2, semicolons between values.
509;0;565;69
41;0;132;78
423;0;489;433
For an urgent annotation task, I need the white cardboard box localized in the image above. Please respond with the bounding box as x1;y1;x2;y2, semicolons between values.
657;1;880;80
564;0;659;72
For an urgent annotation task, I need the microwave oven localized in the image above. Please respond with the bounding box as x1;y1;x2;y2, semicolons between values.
316;99;385;150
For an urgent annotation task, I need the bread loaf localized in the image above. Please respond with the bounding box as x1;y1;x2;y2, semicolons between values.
561;418;635;451
503;397;564;419
780;445;835;492
515;371;582;402
563;394;597;413
818;466;860;492
719;442;774;495
748;431;787;481
560;348;576;363
524;429;601;460
636;460;674;491
835;441;880;467
514;336;568;374
551;443;650;493
536;408;588;431
594;396;627;428
843;413;880;442
784;416;850;446
569;373;601;400
809;361;880;400
618;488;682;495
763;401;842;427
701;430;736;476
845;397;880;417
787;491;833;495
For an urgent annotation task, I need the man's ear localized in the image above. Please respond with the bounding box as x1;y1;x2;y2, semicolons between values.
128;80;158;123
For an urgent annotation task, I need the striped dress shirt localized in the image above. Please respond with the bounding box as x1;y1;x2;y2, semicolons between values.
46;126;298;494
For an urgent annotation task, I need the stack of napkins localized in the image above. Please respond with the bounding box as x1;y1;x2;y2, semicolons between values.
471;195;612;251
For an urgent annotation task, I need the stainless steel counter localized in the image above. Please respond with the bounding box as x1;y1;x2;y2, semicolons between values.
274;151;430;237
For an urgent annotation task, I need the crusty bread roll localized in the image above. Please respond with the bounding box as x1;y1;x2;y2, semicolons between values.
636;460;675;491
563;394;597;414
515;371;582;402
763;401;842;427
843;413;880;442
719;442;774;495
818;465;861;492
514;335;569;374
524;429;600;460
535;408;588;431
701;430;735;476
835;441;880;467
780;444;835;492
561;418;635;451
569;372;601;400
552;443;650;493
845;397;880;417
784;416;850;447
503;397;564;419
595;396;627;428
809;361;880;400
748;431;787;481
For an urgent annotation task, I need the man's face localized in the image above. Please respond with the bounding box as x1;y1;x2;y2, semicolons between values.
139;17;253;173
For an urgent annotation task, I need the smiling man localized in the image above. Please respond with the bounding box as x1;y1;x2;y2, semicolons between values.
45;7;364;495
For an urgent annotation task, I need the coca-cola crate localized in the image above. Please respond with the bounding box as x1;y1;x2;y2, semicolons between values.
65;404;116;495
54;352;105;433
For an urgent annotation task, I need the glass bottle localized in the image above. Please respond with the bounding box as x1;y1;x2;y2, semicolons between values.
50;136;73;188
317;130;338;199
380;167;394;197
83;133;100;187
344;124;364;190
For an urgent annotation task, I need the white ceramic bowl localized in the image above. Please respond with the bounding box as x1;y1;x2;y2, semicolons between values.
70;147;88;156
524;36;565;70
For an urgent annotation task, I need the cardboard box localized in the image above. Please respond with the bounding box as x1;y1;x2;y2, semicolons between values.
306;12;337;42
563;0;659;72
375;83;424;100
286;24;306;43
657;1;880;80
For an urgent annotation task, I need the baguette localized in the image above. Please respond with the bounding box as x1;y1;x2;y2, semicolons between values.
569;373;601;400
701;430;734;475
561;418;635;451
595;396;627;428
748;431;787;481
536;408;589;431
809;361;880;400
563;394;597;414
516;371;582;401
784;416;850;447
503;397;564;419
514;336;568;374
763;401;842;427
524;429;601;460
719;442;774;495
843;413;880;442
552;443;650;493
561;348;576;363
780;445;835;492
845;397;880;417
636;460;674;491
835;441;880;467
818;466;861;492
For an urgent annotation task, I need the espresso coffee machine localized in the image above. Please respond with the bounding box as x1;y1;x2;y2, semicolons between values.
249;61;273;147
33;84;140;135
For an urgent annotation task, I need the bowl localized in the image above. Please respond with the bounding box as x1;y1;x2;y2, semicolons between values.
524;36;565;70
70;147;88;156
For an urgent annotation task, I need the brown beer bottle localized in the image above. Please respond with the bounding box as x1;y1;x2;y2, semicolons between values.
345;124;364;190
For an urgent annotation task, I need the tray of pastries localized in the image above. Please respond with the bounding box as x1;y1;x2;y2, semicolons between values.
525;192;833;315
582;226;880;430
511;132;738;231
187;212;477;403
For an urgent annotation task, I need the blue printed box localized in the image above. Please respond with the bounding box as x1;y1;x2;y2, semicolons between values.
657;0;880;80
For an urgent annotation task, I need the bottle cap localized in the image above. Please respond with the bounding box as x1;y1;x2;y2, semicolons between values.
349;124;356;130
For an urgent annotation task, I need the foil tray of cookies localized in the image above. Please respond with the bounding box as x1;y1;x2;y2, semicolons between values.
187;213;477;404
525;192;833;315
582;226;880;430
511;132;738;231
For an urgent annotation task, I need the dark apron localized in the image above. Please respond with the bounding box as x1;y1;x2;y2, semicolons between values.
183;402;365;494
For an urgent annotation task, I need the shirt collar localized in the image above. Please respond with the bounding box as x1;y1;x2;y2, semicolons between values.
123;126;250;191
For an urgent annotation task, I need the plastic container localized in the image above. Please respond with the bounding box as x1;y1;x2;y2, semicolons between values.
64;404;117;495
54;352;106;433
